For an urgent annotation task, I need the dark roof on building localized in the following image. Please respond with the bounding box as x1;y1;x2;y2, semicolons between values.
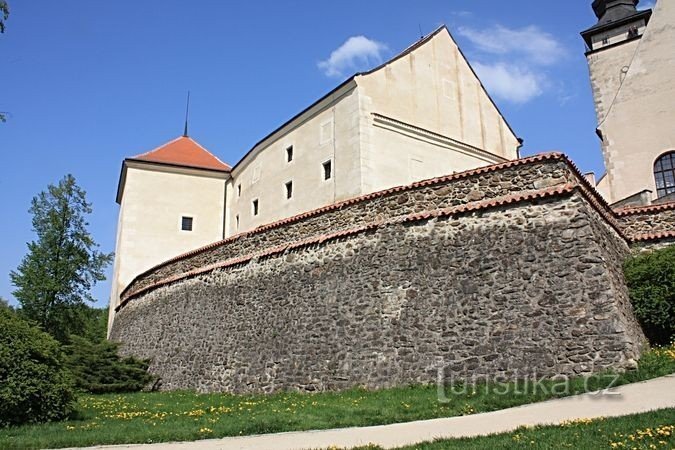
581;0;652;47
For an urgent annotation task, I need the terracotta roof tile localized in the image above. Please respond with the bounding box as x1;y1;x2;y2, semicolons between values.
128;136;231;172
615;201;675;216
121;153;567;287
630;231;675;242
117;184;583;309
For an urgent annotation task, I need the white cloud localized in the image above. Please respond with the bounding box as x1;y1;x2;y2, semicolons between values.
318;36;388;78
457;25;567;66
472;62;544;104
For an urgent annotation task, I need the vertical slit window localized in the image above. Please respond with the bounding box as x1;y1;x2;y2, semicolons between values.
323;160;332;180
285;181;293;199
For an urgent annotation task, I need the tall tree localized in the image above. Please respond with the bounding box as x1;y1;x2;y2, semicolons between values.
11;175;113;342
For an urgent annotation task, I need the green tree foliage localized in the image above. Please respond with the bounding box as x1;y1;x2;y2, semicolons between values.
76;306;108;342
64;336;156;393
10;175;113;342
0;308;75;427
0;297;13;311
0;1;8;34
624;245;675;346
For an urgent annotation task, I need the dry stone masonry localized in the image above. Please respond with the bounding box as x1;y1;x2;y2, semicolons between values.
111;153;673;393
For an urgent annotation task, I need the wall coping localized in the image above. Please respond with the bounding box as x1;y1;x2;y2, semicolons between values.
615;201;675;216
117;182;629;311
118;184;575;309
631;231;675;242
120;152;616;302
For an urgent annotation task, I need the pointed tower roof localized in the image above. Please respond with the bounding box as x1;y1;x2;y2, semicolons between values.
117;136;230;204
128;136;231;172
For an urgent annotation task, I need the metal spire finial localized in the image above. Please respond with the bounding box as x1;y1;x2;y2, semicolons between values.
183;91;190;137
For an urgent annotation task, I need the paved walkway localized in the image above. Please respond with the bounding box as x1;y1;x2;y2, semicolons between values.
69;374;675;450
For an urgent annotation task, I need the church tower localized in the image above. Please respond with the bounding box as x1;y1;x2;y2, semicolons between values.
108;136;231;333
582;0;675;205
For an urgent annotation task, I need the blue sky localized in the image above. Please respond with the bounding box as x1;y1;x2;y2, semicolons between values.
0;0;651;307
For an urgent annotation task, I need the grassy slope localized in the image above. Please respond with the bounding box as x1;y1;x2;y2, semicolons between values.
350;409;675;450
411;409;675;449
1;346;673;449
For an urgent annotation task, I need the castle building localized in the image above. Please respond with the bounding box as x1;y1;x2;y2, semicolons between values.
106;3;675;391
109;26;520;328
582;0;675;205
109;1;675;331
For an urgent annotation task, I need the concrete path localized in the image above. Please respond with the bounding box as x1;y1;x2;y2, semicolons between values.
68;374;675;450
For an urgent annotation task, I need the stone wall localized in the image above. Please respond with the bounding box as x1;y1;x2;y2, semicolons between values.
120;154;584;302
616;203;675;241
111;185;647;393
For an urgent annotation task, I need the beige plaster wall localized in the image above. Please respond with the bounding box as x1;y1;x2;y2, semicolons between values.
226;85;362;236
109;163;227;329
593;1;675;203
362;114;506;191
356;29;518;172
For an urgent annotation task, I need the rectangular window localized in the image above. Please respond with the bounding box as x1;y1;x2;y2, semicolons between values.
286;145;293;162
323;160;332;180
237;184;241;197
252;199;259;216
235;214;240;229
181;216;193;231
285;181;293;199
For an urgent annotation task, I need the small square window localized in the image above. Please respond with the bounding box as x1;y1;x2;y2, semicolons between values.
181;216;193;231
286;146;293;162
252;199;259;216
237;184;241;197
285;181;293;199
323;160;332;180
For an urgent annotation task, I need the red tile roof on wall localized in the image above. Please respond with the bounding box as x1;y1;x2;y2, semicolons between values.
128;136;231;172
614;201;675;216
117;184;581;308
123;152;572;282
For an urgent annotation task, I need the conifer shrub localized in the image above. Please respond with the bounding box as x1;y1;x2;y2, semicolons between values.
0;308;75;427
624;245;675;346
64;336;156;393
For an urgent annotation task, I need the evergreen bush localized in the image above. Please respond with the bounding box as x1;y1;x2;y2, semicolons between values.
0;308;75;427
64;336;155;393
624;245;675;346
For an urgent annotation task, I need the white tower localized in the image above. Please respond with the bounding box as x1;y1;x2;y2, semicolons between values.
582;0;675;205
108;135;230;332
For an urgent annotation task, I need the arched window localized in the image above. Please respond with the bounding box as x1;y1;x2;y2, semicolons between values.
654;152;675;198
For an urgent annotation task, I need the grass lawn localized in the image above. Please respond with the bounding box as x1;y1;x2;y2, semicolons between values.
351;408;675;449
1;345;674;449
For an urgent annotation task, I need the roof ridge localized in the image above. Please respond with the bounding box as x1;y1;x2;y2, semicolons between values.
229;24;452;174
184;136;231;169
131;136;184;159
